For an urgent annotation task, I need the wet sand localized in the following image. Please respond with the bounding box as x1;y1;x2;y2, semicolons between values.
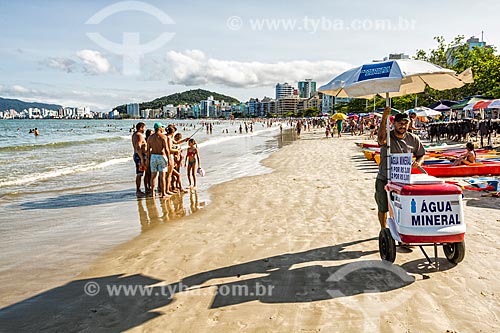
1;129;499;332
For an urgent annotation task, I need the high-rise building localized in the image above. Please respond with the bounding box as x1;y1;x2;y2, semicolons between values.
126;103;140;117
275;82;294;99
298;79;316;98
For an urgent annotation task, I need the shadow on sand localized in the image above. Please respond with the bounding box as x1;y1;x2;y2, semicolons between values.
0;238;422;331
19;189;137;210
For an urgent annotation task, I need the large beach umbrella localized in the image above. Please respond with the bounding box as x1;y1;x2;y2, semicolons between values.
332;113;348;120
319;59;473;179
319;59;472;100
406;107;442;117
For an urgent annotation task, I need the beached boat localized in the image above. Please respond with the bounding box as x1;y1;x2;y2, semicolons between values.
412;162;500;177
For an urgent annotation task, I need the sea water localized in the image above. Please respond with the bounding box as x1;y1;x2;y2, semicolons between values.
0;119;295;305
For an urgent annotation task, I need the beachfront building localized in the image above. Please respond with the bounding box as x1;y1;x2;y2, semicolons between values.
220;101;232;118
200;96;223;118
162;104;177;118
298;79;317;98
373;53;410;63
0;109;17;119
275;82;294;100
126;103;140;117
255;97;275;117
447;35;493;65
276;95;300;116
297;93;322;114
247;98;257;117
322;94;335;114
108;110;120;119
190;104;201;118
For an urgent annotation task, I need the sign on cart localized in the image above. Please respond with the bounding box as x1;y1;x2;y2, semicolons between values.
390;153;412;184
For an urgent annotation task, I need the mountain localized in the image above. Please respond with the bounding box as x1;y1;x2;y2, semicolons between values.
114;89;240;113
0;97;62;112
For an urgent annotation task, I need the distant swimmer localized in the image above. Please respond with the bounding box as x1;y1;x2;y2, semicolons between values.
34;128;40;136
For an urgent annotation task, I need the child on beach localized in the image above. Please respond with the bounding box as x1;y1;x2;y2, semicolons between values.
172;133;188;193
185;138;201;190
144;129;153;193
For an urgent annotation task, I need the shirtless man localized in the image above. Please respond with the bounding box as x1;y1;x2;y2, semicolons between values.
132;122;147;196
147;122;170;198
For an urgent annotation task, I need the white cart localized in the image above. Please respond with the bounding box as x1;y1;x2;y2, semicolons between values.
379;174;466;268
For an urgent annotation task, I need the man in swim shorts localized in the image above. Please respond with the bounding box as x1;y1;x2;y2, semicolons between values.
132;122;147;196
147;122;170;197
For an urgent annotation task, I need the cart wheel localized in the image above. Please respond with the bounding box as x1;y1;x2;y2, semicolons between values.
443;241;465;264
379;228;396;263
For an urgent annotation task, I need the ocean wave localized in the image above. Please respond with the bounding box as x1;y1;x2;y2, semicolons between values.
0;136;128;153
0;157;131;187
197;127;279;148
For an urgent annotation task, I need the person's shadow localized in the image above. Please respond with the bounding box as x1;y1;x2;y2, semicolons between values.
0;238;416;331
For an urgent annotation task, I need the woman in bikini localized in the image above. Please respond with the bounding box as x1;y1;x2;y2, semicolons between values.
185;138;200;190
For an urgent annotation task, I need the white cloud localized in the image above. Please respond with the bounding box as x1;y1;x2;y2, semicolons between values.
166;49;352;88
43;57;77;73
12;85;31;93
76;50;112;74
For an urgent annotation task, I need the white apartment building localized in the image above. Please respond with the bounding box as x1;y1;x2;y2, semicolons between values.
275;82;294;100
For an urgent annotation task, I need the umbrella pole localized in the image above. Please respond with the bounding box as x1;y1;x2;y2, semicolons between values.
386;92;391;181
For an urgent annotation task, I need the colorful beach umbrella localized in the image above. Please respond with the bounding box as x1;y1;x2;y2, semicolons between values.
433;103;451;111
489;99;500;109
331;113;348;120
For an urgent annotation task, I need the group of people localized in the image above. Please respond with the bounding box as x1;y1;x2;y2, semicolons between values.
132;122;201;198
28;128;40;136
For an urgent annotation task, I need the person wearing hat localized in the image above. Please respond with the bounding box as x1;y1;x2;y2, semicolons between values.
375;107;426;230
146;122;170;197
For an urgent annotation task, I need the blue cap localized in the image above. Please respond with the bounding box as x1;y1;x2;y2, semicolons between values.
153;122;164;130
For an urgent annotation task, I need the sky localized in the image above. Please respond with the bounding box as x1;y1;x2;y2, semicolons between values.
1;0;499;111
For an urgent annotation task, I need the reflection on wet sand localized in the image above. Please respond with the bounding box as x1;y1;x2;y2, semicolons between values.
137;191;204;232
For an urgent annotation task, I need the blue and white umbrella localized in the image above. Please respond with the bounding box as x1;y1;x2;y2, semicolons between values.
319;59;473;180
319;59;473;100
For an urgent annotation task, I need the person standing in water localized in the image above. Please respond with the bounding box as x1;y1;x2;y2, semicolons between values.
185;138;201;191
131;122;147;196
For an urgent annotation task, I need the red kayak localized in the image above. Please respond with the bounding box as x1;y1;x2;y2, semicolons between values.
412;162;500;177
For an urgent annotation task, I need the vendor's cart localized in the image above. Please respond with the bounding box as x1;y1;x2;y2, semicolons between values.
379;174;466;268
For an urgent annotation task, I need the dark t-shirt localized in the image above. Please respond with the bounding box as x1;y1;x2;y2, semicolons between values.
377;130;426;181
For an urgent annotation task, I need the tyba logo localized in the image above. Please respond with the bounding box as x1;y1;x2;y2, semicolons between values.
85;1;175;75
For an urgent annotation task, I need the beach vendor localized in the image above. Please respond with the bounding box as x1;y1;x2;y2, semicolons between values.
375;108;426;229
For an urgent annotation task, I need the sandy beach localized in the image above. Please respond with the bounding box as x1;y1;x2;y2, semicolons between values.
1;129;499;332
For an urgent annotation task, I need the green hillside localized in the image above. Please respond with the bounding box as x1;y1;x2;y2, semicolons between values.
0;97;62;112
114;89;240;113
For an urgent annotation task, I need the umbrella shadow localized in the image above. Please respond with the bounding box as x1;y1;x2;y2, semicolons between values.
19;189;137;210
0;238;416;330
179;237;414;308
